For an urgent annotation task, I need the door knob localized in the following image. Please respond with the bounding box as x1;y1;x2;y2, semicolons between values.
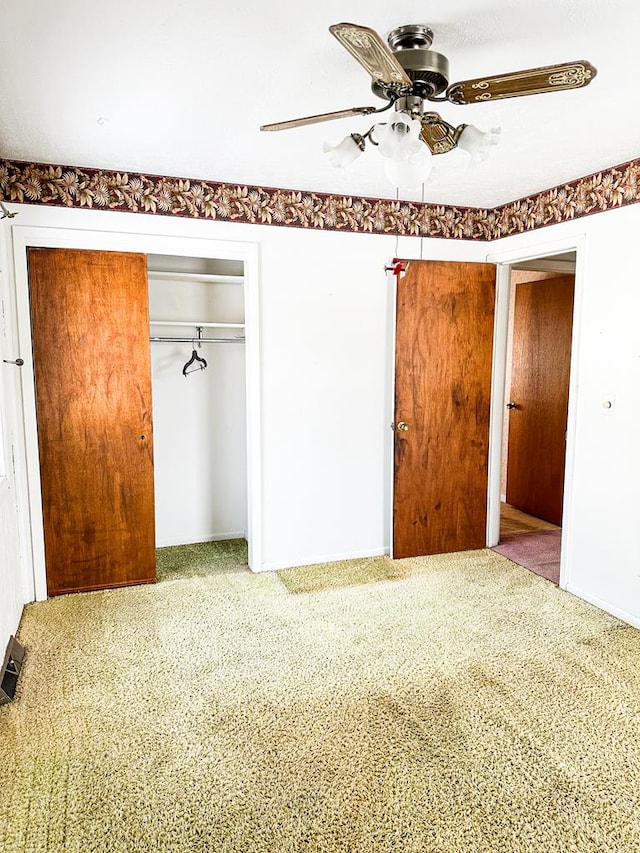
506;402;517;410
396;421;409;432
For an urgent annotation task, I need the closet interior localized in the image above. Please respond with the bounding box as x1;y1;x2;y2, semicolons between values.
147;253;248;551
28;247;250;596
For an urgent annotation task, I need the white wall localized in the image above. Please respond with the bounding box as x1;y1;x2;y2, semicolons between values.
258;227;397;567
488;206;640;628
1;199;639;643
148;267;247;546
257;228;489;569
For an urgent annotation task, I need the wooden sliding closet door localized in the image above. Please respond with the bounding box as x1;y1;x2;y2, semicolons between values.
29;248;156;595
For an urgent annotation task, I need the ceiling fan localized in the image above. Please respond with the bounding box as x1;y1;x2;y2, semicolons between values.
260;23;597;187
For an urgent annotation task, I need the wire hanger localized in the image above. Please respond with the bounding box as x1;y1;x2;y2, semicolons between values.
182;327;208;376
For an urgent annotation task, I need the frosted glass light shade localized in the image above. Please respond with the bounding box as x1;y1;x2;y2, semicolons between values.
323;134;364;168
384;146;433;188
375;112;423;160
457;124;501;163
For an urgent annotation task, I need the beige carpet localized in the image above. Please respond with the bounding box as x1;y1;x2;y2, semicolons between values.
2;549;640;852
278;549;490;595
155;538;248;582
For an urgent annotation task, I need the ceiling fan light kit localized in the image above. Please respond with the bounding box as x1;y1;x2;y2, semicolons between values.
456;124;502;164
322;134;366;169
384;147;433;190
261;22;597;190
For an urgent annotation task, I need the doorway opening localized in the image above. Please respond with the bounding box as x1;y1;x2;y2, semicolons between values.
492;252;576;585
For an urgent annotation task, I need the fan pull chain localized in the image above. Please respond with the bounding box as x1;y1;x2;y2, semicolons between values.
394;188;400;260
420;181;425;261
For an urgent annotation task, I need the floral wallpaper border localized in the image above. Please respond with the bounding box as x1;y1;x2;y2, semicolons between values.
1;157;639;241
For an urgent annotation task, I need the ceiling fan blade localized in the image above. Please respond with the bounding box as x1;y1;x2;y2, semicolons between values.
329;22;411;89
447;60;597;105
260;106;379;132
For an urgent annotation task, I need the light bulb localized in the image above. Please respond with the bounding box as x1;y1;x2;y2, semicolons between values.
456;125;501;163
323;134;365;168
375;112;423;160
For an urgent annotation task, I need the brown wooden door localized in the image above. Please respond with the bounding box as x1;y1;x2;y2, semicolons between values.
393;261;496;558
29;248;156;595
506;275;574;526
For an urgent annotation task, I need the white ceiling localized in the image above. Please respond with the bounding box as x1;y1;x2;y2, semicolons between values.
1;0;638;208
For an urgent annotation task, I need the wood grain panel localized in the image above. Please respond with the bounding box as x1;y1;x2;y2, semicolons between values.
448;61;597;104
393;261;496;558
506;276;574;525
29;248;156;595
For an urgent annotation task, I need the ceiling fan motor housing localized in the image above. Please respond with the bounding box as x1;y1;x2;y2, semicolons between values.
373;24;450;101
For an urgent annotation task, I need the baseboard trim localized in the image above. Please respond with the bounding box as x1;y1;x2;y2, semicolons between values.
155;532;247;549
565;584;640;630
257;548;389;573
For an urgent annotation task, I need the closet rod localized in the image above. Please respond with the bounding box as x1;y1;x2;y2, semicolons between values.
149;320;245;329
150;336;245;344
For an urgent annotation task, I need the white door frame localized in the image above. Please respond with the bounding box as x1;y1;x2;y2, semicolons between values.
386;269;398;558
0;219;30;639
10;224;263;601
486;234;586;591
